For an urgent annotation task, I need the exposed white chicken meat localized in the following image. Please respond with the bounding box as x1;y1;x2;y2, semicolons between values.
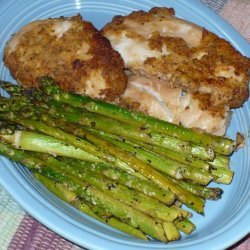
120;74;231;136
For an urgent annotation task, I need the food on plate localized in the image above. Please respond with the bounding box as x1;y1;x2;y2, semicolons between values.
102;7;250;134
4;15;126;100
0;78;235;242
4;8;250;135
0;5;248;244
120;74;231;135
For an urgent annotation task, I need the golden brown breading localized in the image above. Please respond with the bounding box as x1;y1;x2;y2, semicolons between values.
102;7;250;107
4;15;127;101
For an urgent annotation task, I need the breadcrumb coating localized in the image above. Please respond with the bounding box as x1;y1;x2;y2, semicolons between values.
102;7;250;108
4;15;127;101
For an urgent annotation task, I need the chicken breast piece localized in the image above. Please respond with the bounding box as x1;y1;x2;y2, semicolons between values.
4;15;127;101
102;7;250;107
119;74;231;136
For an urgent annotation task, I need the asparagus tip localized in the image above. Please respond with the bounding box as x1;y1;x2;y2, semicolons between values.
39;76;60;95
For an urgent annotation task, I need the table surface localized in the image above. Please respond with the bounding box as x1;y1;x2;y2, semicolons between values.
0;0;249;249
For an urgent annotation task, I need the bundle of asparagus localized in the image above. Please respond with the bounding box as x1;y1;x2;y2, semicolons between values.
0;77;236;242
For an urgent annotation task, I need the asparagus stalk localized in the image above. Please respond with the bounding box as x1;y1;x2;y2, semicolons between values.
0;141;167;242
0;140;45;169
34;153;180;222
72;174;180;222
35;173;148;240
124;138;211;171
170;178;223;200
2;119;227;186
37;172;113;228
90;130;213;185
64;126;205;213
175;218;196;235
38;168;168;242
0;105;230;185
80;186;168;242
209;154;230;169
211;168;234;184
0;95;214;161
43;103;214;161
180;167;213;186
44;114;205;212
92;130;183;179
74;198;148;240
105;217;148;240
0;80;33;96
0;127;142;177
41;116;212;186
66;125;228;176
85;128;230;185
37;76;235;155
1;113;204;213
163;222;180;241
0;130;101;163
0;113;141;174
37;160;185;241
45;101;228;169
0;99;139;175
34;172;78;202
85;127;211;171
86;201;113;219
60;159;175;205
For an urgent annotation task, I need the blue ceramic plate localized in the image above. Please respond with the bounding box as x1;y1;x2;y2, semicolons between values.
0;0;249;249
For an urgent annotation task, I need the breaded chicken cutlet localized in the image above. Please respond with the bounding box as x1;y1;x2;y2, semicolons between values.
4;15;126;101
102;7;250;108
